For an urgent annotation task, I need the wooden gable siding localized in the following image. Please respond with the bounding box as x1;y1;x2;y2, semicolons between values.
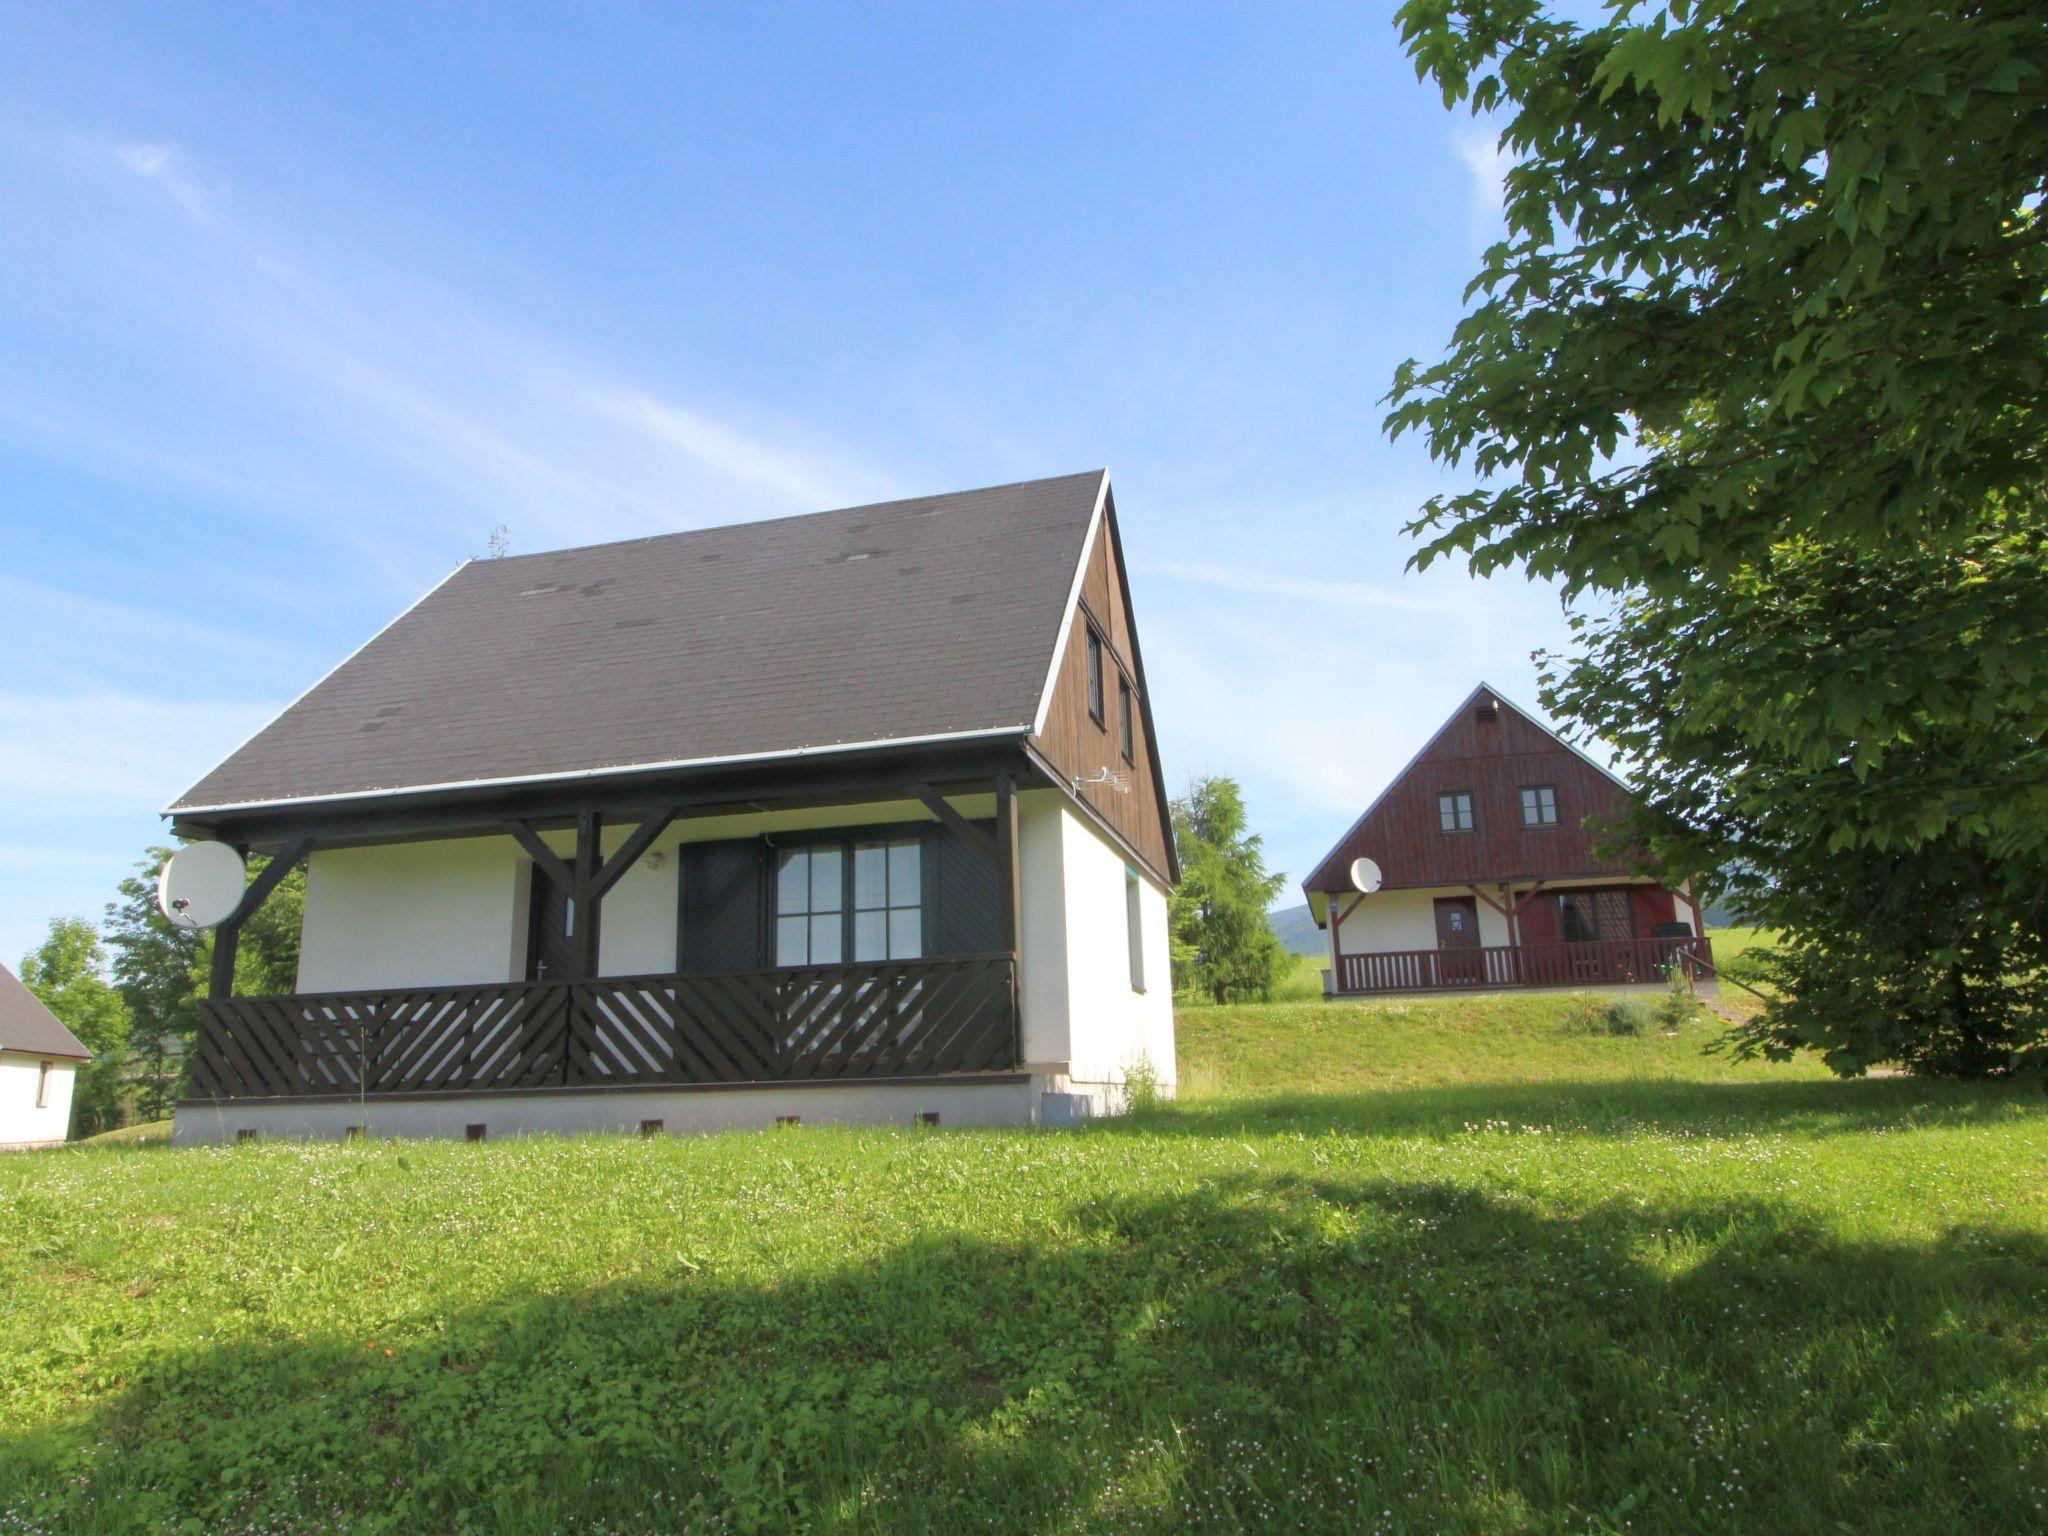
1030;505;1175;883
1309;688;1643;891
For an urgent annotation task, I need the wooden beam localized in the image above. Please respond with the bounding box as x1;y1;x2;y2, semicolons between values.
207;839;313;1002
994;772;1021;1063
1465;883;1512;921
504;820;575;894
910;783;999;868
570;811;602;982
230;838;315;928
592;805;681;899
994;773;1020;954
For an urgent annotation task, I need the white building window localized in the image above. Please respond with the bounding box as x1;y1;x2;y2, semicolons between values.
37;1061;53;1108
1125;869;1145;993
776;845;844;966
777;836;924;966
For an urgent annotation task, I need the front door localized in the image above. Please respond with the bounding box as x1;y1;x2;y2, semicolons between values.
525;866;574;982
1433;896;1482;985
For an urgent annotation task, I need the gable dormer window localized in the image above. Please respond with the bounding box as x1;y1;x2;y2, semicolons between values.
1086;627;1106;726
1437;791;1475;833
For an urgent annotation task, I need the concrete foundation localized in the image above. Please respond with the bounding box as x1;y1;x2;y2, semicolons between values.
172;1066;1140;1146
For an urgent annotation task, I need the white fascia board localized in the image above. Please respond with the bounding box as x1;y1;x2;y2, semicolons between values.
1029;471;1110;739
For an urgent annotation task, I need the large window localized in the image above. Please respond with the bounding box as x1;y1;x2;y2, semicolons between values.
776;836;924;966
1086;628;1106;724
1521;785;1559;826
853;838;923;961
776;845;843;966
1117;676;1134;763
1437;791;1475;833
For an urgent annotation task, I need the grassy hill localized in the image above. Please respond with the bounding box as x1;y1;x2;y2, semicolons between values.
4;991;2044;1534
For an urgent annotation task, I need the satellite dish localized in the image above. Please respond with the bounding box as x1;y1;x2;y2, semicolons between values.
157;842;247;930
1348;857;1382;894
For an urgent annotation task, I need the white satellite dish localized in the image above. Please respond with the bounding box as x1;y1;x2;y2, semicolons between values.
157;842;247;930
1348;857;1382;895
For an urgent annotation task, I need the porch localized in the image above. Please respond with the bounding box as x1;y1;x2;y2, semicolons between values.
1330;934;1714;996
188;954;1020;1102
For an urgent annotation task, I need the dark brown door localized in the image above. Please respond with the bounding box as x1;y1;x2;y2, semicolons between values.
1433;896;1482;984
525;867;574;982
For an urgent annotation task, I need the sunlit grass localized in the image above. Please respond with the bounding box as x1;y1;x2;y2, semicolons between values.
3;990;2044;1534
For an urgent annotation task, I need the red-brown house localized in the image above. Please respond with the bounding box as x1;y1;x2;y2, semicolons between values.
1302;684;1710;995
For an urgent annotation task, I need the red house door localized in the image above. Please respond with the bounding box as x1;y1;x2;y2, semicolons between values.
1434;896;1482;985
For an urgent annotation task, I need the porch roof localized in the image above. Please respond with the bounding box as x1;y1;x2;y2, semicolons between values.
170;472;1107;816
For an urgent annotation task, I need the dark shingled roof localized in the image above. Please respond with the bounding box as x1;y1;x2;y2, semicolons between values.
0;963;92;1061
171;471;1108;813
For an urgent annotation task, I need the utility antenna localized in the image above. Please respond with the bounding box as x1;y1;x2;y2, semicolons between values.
1071;766;1130;794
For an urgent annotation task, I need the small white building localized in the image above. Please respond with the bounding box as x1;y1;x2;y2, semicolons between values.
0;962;91;1149
165;472;1178;1144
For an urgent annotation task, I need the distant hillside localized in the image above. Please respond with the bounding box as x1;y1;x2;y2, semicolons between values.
1267;903;1323;957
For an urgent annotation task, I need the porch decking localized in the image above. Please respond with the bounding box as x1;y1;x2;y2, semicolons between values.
1332;935;1713;996
188;954;1019;1102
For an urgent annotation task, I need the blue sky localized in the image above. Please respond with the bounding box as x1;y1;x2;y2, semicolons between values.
0;1;1577;967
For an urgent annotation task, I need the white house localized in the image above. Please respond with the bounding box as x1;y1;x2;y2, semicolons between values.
0;962;91;1149
165;472;1177;1144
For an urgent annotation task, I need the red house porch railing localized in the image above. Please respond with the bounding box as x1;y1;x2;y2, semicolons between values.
188;954;1019;1101
1333;936;1712;996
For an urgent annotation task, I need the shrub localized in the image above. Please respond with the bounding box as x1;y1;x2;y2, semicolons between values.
1571;997;1653;1038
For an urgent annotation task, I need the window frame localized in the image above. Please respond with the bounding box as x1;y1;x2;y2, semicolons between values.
1520;784;1560;827
769;826;933;969
1117;674;1134;764
36;1060;53;1109
1085;626;1107;727
1436;790;1476;834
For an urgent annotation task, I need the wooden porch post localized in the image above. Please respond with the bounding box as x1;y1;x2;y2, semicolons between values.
570;810;602;982
995;771;1022;1063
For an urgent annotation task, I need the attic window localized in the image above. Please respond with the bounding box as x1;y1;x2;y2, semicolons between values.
1086;628;1106;726
1474;698;1500;724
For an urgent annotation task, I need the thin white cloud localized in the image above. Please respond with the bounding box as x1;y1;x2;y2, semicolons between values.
579;388;864;512
0;690;276;811
46;134;887;548
1155;561;1469;615
111;138;221;224
1455;127;1509;232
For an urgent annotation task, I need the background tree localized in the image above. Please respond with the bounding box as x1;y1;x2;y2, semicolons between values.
19;918;132;1136
1390;0;2048;1074
1170;776;1287;1004
105;845;305;1114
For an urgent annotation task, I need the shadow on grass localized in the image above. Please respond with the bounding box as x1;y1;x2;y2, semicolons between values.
1116;1074;2046;1142
5;1168;2046;1533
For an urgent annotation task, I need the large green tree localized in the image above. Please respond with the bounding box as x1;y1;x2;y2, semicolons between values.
19;918;132;1136
1169;776;1288;1004
1389;0;2048;1073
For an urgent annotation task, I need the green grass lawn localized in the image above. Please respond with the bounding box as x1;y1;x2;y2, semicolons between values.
4;994;2045;1535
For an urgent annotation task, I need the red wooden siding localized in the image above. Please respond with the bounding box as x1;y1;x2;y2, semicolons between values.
1307;686;1647;892
1030;502;1174;883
